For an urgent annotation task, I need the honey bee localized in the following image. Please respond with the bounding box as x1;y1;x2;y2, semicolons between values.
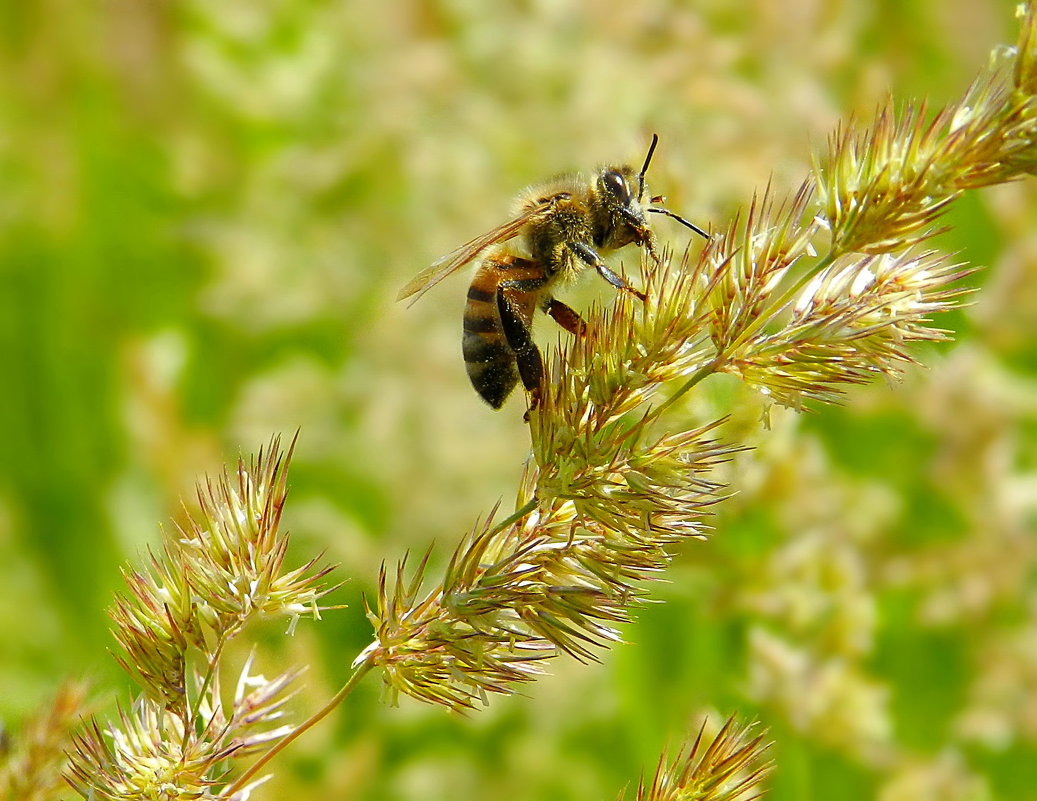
398;135;708;416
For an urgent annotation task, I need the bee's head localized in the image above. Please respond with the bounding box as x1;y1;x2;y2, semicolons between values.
595;134;709;257
595;162;655;255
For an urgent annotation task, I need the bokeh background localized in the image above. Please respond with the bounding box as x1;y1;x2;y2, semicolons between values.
2;0;1036;799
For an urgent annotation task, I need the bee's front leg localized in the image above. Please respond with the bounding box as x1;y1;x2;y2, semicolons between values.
568;242;647;302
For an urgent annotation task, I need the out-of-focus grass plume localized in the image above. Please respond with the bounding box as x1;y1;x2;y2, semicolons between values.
0;683;87;801
2;1;1036;800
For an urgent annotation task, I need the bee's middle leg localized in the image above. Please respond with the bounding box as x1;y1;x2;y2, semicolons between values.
497;284;545;417
568;242;646;301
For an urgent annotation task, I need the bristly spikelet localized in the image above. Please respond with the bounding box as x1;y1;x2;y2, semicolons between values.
1002;2;1037;175
816;10;1037;258
359;248;748;710
533;246;715;431
177;437;338;638
815;102;962;255
357;543;554;710
67;659;300;801
702;180;820;354
730;250;974;407
1015;1;1037;95
107;436;338;711
621;718;772;801
359;421;731;711
109;546;199;713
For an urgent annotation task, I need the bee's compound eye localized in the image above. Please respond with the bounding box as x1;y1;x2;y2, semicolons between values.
602;170;632;204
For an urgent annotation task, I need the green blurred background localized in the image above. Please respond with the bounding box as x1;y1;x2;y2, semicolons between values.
2;1;1036;799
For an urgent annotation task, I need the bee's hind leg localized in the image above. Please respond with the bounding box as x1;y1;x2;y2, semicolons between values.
497;285;545;419
544;298;587;336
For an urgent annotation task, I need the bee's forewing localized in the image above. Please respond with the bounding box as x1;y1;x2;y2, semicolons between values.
397;201;560;306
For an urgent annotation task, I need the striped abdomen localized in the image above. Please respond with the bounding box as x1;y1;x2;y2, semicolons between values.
462;254;547;408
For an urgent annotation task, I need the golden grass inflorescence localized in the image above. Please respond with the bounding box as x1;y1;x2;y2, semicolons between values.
359;2;1037;716
33;3;1037;799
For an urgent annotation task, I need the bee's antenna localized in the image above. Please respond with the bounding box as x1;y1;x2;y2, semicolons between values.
648;206;710;240
639;134;710;241
637;133;659;201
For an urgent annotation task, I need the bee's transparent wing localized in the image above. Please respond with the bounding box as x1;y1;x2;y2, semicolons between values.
397;196;566;306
